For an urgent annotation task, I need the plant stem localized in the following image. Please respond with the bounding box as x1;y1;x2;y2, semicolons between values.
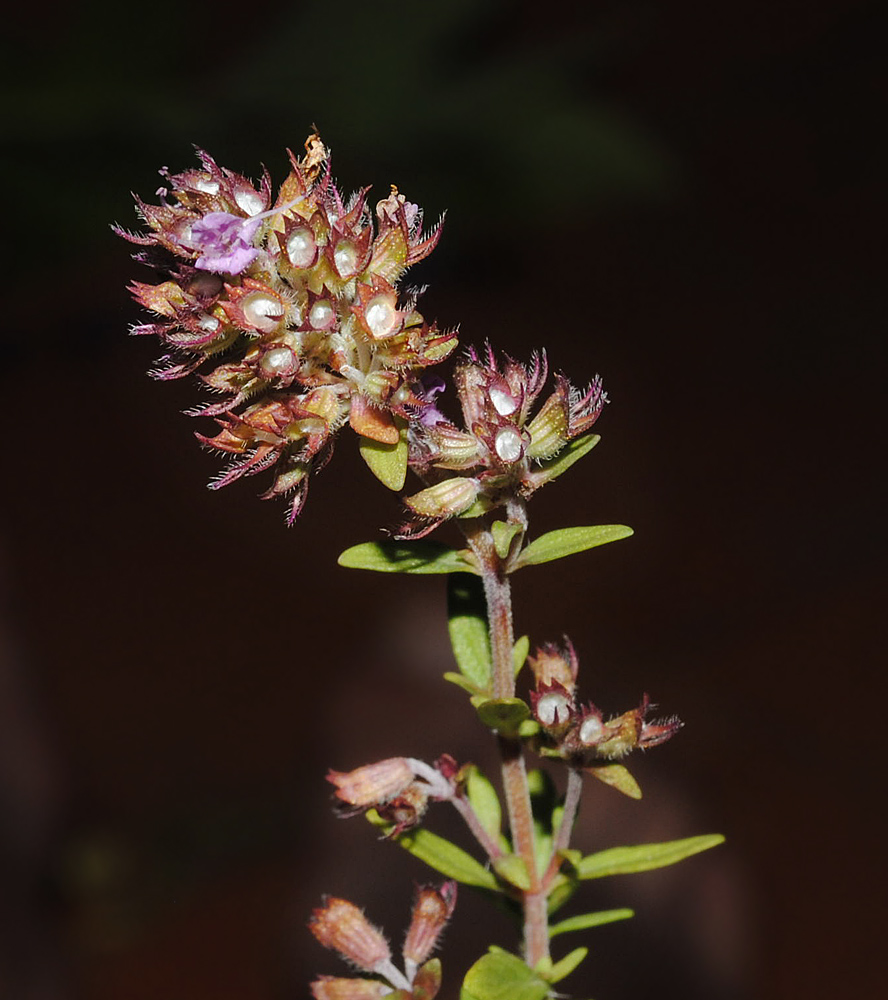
450;793;504;861
462;521;550;968
543;767;583;888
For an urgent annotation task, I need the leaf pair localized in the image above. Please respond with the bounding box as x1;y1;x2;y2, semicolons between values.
337;525;633;576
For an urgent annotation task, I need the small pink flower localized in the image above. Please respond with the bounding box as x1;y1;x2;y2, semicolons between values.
189;211;262;273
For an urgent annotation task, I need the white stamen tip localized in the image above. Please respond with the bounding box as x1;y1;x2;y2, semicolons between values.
242;292;284;332
235;190;264;216
286;228;315;268
309;300;335;329
261;346;297;378
489;386;518;416
364;298;398;339
579;716;603;745
537;692;571;727
333;241;358;277
495;426;523;463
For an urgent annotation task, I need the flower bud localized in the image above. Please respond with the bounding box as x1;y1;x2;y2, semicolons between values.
310;897;391;971
327;758;415;808
403;882;457;967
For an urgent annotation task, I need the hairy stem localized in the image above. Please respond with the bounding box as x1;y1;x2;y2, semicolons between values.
462;521;550;968
544;767;583;888
450;793;504;861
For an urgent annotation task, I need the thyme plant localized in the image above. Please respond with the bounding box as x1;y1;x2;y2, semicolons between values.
118;133;724;1000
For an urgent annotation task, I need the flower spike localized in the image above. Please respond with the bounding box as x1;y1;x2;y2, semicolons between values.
119;133;456;523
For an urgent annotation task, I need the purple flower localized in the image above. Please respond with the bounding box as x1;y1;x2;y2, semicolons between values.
416;374;448;426
189;212;262;274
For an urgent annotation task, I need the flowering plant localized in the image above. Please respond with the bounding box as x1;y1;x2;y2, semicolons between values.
119;133;723;999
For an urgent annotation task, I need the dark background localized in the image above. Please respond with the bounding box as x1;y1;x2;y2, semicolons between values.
1;1;884;998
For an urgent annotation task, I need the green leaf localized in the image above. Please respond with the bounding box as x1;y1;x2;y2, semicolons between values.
549;908;634;938
413;959;442;1000
518;719;540;738
338;540;476;574
557;848;583;870
587;763;642;799
475;698;530;736
547;946;588;983
447;574;492;690
513;525;634;570
534;432;600;482
396;827;500;890
493;853;532;891
458;495;494;518
358;422;408;490
491;520;521;559
461;948;550;1000
466;767;502;841
443;671;480;694
512;634;530;676
577;834;726;880
546;874;579;915
527;769;557;879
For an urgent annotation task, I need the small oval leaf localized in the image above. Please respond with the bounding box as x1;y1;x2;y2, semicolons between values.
512;634;530;676
577;834;726;880
533;432;600;483
461;949;550;1000
358;422;408;490
475;698;530;736
492;853;532;891
546;946;588;984
546;874;579;915
448;574;492;689
466;766;502;841
586;763;642;799
396;828;500;890
443;671;480;694
491;520;521;559
513;525;634;570
338;540;476;574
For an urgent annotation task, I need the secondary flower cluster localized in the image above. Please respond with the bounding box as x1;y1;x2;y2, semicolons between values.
310;884;456;999
118;134;455;522
398;346;606;537
527;639;682;769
